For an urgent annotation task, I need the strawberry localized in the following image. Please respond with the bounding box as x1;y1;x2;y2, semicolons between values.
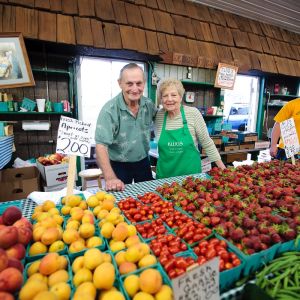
230;228;245;242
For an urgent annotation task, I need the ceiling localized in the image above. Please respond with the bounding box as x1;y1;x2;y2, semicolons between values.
190;0;300;34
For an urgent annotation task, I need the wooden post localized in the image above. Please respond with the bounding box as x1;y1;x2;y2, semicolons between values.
66;155;77;196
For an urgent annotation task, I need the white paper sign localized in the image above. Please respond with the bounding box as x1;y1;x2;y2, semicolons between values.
214;63;238;90
280;118;300;158
201;157;212;173
172;257;220;300
56;116;93;157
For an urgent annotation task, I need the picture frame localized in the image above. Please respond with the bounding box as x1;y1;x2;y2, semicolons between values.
0;32;35;89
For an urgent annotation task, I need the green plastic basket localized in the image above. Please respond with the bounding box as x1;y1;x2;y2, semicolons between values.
0;200;23;215
276;238;300;256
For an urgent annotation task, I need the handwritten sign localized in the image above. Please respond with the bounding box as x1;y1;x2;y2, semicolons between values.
201;157;212;173
214;63;238;89
172;257;220;300
280;117;300;158
56;116;93;157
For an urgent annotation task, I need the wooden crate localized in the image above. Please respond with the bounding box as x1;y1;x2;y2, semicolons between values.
239;142;255;150
224;153;247;163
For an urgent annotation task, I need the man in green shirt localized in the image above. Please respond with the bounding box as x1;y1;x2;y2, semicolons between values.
95;63;155;191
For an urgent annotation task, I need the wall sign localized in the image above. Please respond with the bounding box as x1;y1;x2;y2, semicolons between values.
214;63;238;90
56;116;93;157
172;257;220;300
280;117;300;158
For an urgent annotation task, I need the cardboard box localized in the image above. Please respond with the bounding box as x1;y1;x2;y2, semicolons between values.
239;142;255;150
210;135;222;145
224;153;247;163
255;140;270;149
36;161;75;187
237;132;258;142
222;142;239;152
0;166;40;201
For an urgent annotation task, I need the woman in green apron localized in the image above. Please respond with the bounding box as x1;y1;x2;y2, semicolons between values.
154;79;226;179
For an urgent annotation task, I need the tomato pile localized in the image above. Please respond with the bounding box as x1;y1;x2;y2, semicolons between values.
136;219;168;240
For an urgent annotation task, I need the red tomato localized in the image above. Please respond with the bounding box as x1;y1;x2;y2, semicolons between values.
206;248;217;260
168;269;177;279
225;262;233;270
197;256;207;265
232;258;241;267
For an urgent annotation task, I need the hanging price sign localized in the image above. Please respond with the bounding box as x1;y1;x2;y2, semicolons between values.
280;117;300;159
56;116;93;158
214;63;238;90
172;257;220;300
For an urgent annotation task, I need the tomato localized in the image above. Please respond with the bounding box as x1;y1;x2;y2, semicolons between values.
193;234;203;242
219;251;229;262
159;256;168;266
183;232;193;241
169;241;180;248
180;243;188;251
206;248;217;260
175;257;187;269
168;269;177;279
219;258;225;271
133;213;141;221
169;246;180;254
197;256;207;265
225;262;233;270
209;238;220;247
232;258;241;267
219;240;227;248
175;268;185;277
164;259;175;272
152;247;160;256
193;246;200;255
199;240;208;248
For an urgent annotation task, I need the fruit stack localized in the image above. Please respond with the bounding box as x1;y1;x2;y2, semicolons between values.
0;206;33;298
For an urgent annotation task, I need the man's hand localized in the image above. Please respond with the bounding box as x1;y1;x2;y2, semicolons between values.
270;145;278;157
105;178;125;191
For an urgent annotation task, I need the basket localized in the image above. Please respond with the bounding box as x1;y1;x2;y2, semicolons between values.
0;200;23;215
21;97;36;111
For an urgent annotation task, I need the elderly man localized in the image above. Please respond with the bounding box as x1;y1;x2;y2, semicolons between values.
95;63;156;191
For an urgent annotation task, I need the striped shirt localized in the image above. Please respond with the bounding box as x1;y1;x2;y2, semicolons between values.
154;105;221;163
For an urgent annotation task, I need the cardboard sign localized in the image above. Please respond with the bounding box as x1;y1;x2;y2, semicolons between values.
56;116;93;158
214;63;238;89
280;117;300;158
172;257;220;300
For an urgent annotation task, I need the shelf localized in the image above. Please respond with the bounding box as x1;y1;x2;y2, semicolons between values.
219;148;266;155
181;80;215;87
0;112;72;115
32;68;71;76
202;115;223;118
269;94;298;98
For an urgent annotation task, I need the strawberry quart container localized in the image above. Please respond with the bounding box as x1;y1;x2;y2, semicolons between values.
276;237;300;256
214;232;280;277
191;232;245;292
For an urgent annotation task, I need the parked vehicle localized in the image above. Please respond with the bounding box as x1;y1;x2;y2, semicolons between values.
224;105;249;131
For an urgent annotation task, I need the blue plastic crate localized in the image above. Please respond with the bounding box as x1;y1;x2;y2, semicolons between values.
0;200;23;215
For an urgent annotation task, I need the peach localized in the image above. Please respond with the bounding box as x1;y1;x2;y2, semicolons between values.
39;253;60;275
17;227;33;245
101;199;114;211
69;241;85;253
48;269;69;287
41;228;59;245
2;207;22;226
7;257;24;273
62;228;80;244
0;267;23;293
119;261;137;275
57;256;68;270
13;217;32;230
6;243;26;260
115;251;126;266
70;209;84;222
86;236;102;248
0;249;8;272
139;268;162;294
125;235;140;248
81;214;94;224
0;226;18;249
0;292;14;300
79;223;95;239
50;282;71;300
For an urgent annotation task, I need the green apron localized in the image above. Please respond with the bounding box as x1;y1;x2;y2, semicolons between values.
156;106;202;179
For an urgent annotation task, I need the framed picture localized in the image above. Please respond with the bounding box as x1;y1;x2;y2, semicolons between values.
0;32;35;89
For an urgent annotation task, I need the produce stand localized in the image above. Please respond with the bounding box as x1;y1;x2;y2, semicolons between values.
1;161;299;300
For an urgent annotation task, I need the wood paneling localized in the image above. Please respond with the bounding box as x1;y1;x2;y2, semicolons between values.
78;0;95;17
209;24;220;44
74;17;93;46
247;33;263;52
35;0;50;9
248;19;263;36
209;7;226;27
90;19;105;48
49;0;62;12
9;0;33;7
61;0;78;15
231;29;251;48
249;51;261;70
195;3;211;22
57;14;75;44
192;20;213;42
112;0;127;25
216;45;233;64
157;32;169;53
153;10;174;34
38;9;57;41
156;0;166;11
258;54;277;73
163;0;176;14
103;22;122;49
119;25;137;51
125;2;143;27
16;6;38;39
172;15;189;37
139;6;156;31
145;30;159;54
95;0;115;21
173;0;188;17
216;25;234;46
145;0;158;9
2;5;16;32
133;27;148;53
185;1;199;20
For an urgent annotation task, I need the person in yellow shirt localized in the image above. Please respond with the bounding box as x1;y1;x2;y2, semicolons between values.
270;98;300;159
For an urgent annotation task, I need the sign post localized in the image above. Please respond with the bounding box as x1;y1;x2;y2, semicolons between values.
280;117;300;164
172;257;220;300
56;116;93;196
214;63;238;90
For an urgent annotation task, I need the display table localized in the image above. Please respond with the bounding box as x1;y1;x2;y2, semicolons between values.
0;135;14;169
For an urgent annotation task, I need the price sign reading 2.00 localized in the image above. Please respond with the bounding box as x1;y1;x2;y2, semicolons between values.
56;116;93;157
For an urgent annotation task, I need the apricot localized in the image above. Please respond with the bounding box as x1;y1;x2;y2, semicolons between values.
119;261;137;275
102;252;112;263
27;260;41;277
86;236;102;248
70;209;84;222
52;215;64;226
79;223;95;239
125;235;140;248
139;269;162;294
110;241;126;252
78;201;88;210
48;269;69;287
69;241;85;253
75;281;96;298
97;209;109;220
50;282;71;300
93;262;115;290
112;224;128;242
27;273;48;284
57;256;68;270
33;226;46;242
100;222;115;239
104;194;115;202
73;268;93;287
65;195;82;207
29;242;47;256
155;284;173;300
65;220;80;230
40;217;57;229
62;228;80;244
39;253;60;275
0;226;18;249
101;199;114;211
86;196;99;208
115;251;126;266
33;291;58;300
81;214;94;224
6;243;26;260
0;267;23;293
83;248;103;270
42;200;56;212
60;206;71;216
19;280;48;300
95;191;107;201
133;292;155;300
49;240;65;253
127;224;137;236
41;228;60;245
72;256;84;273
102;291;125;300
125;245;142;263
123;274;140;297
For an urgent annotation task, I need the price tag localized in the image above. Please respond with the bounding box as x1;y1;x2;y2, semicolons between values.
172;257;220;300
56;116;93;157
214;63;238;90
280;117;300;159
